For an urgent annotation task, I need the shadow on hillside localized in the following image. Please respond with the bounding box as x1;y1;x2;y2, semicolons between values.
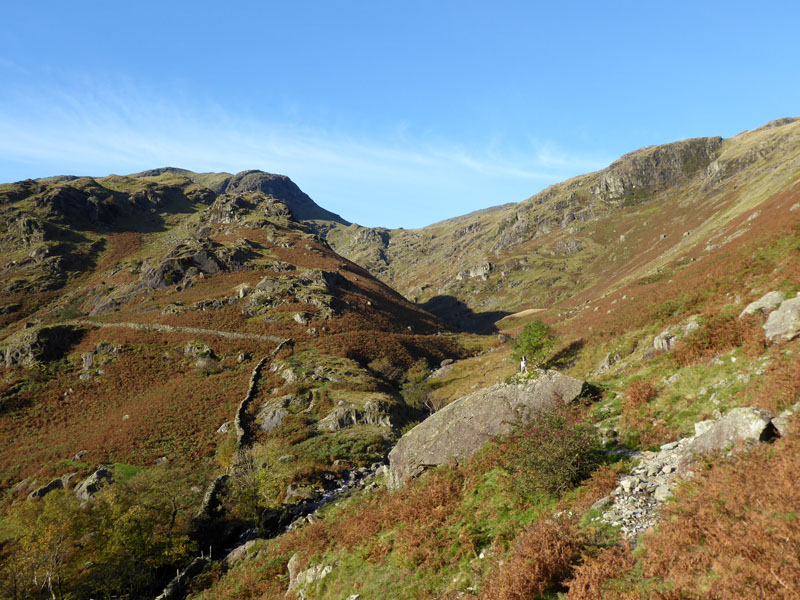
420;295;510;334
547;338;585;371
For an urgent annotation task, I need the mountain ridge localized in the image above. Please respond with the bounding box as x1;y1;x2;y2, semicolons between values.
2;117;800;599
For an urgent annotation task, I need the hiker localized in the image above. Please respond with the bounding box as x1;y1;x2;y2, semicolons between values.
520;356;527;373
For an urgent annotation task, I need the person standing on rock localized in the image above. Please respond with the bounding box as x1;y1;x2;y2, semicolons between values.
520;356;527;373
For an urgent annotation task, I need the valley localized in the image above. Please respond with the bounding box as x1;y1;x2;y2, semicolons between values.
1;117;800;599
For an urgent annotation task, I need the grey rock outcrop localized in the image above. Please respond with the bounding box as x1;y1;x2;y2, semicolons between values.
287;553;333;599
221;170;349;224
689;407;777;454
317;397;395;432
653;317;700;353
387;371;592;489
208;193;292;225
592;137;723;202
75;467;114;501
0;325;84;368
256;398;290;433
593;352;621;376
27;478;64;499
138;238;257;290
763;294;800;343
739;291;785;318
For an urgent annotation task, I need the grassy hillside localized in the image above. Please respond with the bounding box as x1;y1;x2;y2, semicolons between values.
0;170;463;599
326;118;800;330
2;117;800;600
189;119;800;599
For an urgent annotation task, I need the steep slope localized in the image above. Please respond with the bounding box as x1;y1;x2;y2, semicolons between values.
0;170;463;598
4;118;800;600
184;118;800;600
325;118;800;330
0;168;456;479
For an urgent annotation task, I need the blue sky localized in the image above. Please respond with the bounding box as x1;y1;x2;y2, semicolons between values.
1;1;798;228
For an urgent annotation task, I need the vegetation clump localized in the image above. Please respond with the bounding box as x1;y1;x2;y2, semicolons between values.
509;407;602;497
482;518;585;600
511;319;557;369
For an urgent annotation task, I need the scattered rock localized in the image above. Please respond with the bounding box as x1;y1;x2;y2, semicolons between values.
223;540;259;567
653;317;700;353
764;294;800;343
429;363;455;379
75;467;114;501
455;262;494;281
739;290;785;318
27;478;64;499
293;312;312;325
602;406;781;538
154;556;210;600
772;403;800;436
594;352;621;375
287;553;333;598
184;340;217;359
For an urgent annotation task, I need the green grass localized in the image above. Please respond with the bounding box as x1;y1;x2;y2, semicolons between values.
111;462;143;482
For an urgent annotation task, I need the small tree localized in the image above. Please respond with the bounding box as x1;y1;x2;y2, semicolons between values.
512;320;557;368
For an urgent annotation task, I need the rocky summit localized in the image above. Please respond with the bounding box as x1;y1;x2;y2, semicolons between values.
3;118;800;599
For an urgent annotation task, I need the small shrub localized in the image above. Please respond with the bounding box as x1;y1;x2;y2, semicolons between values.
566;542;636;599
400;359;435;413
512;319;557;368
482;518;585;600
754;351;800;413
673;313;766;367
510;407;602;497
623;380;657;411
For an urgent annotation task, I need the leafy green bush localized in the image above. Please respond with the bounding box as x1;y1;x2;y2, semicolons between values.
400;359;435;412
510;407;601;497
511;320;557;368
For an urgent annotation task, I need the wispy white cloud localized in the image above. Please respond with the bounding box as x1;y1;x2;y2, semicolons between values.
0;79;611;227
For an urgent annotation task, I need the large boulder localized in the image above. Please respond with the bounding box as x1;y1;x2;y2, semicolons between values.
689;407;777;455
739;291;785;318
387;371;592;489
764;295;800;343
256;398;290;433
